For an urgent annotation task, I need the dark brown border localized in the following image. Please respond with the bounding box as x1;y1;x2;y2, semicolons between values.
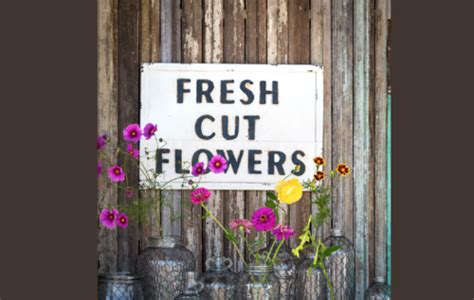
0;0;97;299
392;0;474;298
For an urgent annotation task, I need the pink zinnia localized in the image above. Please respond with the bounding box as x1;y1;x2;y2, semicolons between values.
97;135;107;150
97;160;102;177
230;219;253;234
191;162;206;177
123;124;142;143
99;208;118;229
251;207;276;232
126;144;139;158
143;123;158;140
108;165;125;182
208;154;228;174
272;224;295;241
190;187;211;204
116;213;129;228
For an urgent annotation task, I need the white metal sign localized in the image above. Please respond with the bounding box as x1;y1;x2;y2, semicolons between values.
140;63;323;190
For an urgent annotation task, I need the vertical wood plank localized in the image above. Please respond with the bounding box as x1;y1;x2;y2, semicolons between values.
374;0;388;280
98;0;118;274
224;0;245;63
277;0;289;64
245;0;266;64
117;0;141;272
354;0;371;296
182;0;204;272
331;0;354;242
204;0;224;63
224;190;246;272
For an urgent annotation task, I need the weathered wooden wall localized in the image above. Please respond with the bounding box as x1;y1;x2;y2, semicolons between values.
97;0;390;297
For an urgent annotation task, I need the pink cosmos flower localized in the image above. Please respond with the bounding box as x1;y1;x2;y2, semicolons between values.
116;213;129;228
190;187;211;205
143;123;158;140
126;144;139;159
123;124;142;143
272;224;295;241
108;165;125;182
125;187;134;199
208;154;228;174
97;160;102;177
99;208;118;229
230;219;253;234
251;207;276;232
191;162;206;177
97;135;107;150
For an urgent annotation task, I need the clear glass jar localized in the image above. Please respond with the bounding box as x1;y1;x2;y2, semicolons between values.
323;229;355;300
136;235;196;299
174;272;208;300
365;277;391;300
97;272;144;300
199;256;237;299
295;251;327;300
239;264;280;300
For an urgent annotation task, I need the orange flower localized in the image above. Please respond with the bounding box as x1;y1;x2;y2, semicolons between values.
314;171;325;181
313;156;326;166
336;163;350;176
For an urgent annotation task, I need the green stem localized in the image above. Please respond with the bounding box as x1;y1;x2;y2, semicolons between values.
321;264;334;300
271;239;285;263
312;239;321;267
264;239;277;265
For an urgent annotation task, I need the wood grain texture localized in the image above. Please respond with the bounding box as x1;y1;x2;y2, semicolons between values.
331;0;354;242
374;0;388;280
98;0;118;274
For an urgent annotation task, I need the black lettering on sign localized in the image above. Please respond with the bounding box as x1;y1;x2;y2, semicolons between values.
291;150;306;175
240;79;254;104
177;78;191;103
268;151;286;175
175;149;190;174
195;114;216;140
243;115;260;140
220;80;235;104
156;148;170;173
222;116;239;140
259;81;279;104
216;149;244;174
248;150;262;174
192;149;213;174
196;79;214;103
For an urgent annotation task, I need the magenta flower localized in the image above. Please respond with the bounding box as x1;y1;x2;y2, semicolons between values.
123;124;142;143
97;135;107;150
125;187;134;199
272;224;295;241
191;162;206;177
97;160;102;177
208;154;228;174
99;208;118;229
251;207;276;232
143;123;158;140
108;165;125;182
126;144;139;159
230;219;253;234
116;213;129;228
190;187;211;204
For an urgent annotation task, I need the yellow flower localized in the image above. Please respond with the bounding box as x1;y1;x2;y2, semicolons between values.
336;163;350;176
275;178;303;204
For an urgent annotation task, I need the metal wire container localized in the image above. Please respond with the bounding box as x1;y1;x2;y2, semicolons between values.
323;229;355;300
255;243;297;299
199;256;237;299
174;271;208;300
98;272;144;300
295;251;327;300
238;264;280;300
365;277;391;300
136;235;196;299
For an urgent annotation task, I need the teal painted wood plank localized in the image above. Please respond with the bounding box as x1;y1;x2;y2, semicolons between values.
387;93;392;285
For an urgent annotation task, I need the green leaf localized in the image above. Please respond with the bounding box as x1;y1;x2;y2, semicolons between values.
265;200;277;208
266;191;277;201
224;230;238;244
321;245;340;258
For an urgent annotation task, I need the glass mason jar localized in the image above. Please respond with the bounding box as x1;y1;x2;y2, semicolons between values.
239;264;280;300
98;272;144;300
323;229;355;300
136;235;196;299
364;277;391;300
174;271;208;300
199;256;237;299
255;243;298;300
295;251;327;300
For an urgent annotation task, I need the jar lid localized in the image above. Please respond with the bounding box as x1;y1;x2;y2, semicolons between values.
331;229;343;237
148;235;183;247
374;276;385;283
245;264;272;274
98;272;142;282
